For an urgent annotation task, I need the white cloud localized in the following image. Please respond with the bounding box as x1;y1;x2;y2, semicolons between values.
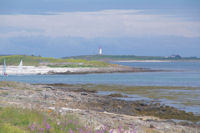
0;9;200;38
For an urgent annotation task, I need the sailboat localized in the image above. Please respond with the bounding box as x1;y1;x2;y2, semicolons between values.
19;60;23;68
18;60;23;74
3;59;8;76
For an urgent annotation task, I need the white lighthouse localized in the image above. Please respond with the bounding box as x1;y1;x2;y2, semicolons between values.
99;48;102;55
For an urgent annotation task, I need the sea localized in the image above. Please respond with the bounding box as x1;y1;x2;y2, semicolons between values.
3;61;200;87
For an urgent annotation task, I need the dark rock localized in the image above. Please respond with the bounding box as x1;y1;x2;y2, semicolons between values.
150;124;155;128
44;86;55;90
0;88;8;90
108;93;128;98
81;92;88;95
68;94;75;98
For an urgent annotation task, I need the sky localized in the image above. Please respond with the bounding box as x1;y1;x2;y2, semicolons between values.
0;0;200;57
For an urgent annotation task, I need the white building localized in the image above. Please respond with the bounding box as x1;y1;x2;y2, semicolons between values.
99;48;102;55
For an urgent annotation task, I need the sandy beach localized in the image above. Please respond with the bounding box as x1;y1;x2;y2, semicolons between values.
0;65;157;75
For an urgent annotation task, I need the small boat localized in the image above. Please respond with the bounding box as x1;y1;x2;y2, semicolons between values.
3;59;8;76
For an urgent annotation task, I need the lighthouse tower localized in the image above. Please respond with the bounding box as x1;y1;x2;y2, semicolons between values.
99;48;102;55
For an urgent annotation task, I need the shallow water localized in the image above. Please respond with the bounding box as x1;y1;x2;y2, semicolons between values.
97;90;200;114
2;62;200;87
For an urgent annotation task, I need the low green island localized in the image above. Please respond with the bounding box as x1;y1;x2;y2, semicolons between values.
0;55;160;75
0;55;113;67
64;55;200;61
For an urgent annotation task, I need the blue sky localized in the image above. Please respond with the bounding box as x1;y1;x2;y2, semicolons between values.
0;0;200;57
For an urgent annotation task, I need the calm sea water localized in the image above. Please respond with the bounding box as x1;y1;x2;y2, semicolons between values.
2;61;200;87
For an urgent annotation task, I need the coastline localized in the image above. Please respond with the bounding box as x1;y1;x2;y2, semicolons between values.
0;65;162;75
0;81;199;132
116;60;171;63
115;60;200;63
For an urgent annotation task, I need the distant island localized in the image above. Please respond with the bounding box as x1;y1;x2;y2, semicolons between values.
63;54;200;62
0;55;157;75
0;55;110;67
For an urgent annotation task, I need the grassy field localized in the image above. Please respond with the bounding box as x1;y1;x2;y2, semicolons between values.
0;107;137;133
0;55;112;67
0;107;84;133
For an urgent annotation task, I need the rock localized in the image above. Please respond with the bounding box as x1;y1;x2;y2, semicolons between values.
81;92;88;95
150;124;155;128
0;88;8;90
108;93;128;98
44;86;55;90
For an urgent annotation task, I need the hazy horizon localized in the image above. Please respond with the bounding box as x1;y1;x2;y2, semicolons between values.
0;0;200;57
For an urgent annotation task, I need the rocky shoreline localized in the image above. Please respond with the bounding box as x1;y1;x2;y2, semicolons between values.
49;84;200;123
0;81;199;132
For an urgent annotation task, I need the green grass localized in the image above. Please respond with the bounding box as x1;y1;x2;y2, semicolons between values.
0;123;25;133
0;81;32;90
0;55;112;67
0;107;83;133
